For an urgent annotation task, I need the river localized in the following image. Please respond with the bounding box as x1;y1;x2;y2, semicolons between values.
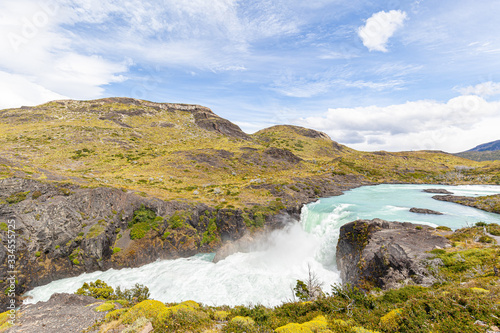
24;184;500;306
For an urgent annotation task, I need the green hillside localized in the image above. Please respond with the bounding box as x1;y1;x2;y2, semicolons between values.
0;97;499;210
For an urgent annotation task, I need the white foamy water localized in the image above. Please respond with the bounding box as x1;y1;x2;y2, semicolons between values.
24;219;342;306
24;184;500;306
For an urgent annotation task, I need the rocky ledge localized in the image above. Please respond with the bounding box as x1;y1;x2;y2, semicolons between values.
5;293;106;333
423;188;453;194
409;207;443;215
336;219;450;290
433;194;500;214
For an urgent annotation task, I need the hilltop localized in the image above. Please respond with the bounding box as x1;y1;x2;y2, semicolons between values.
467;139;500;152
1;97;498;209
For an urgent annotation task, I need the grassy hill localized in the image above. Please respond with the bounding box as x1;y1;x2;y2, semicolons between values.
454;150;500;162
1;97;499;209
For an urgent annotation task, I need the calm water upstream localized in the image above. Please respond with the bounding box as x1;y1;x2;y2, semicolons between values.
25;184;500;306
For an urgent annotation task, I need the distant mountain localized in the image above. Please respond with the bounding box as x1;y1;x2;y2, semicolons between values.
454;139;500;161
466;140;500;152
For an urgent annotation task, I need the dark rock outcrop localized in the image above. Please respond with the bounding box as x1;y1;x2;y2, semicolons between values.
423;189;453;194
264;147;302;164
410;207;443;215
0;177;295;311
336;219;450;290
6;293;105;333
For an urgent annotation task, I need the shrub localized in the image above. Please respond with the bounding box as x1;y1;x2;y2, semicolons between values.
168;212;186;229
121;300;167;324
381;286;427;304
478;235;494;243
223;316;257;333
487;223;500;236
436;226;452;231
0;311;13;330
115;284;150;304
128;205;162;239
76;280;115;300
214;310;229;321
155;304;210;333
379;308;402;331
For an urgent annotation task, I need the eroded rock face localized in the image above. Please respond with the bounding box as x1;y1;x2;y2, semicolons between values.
0;177;296;311
336;219;449;290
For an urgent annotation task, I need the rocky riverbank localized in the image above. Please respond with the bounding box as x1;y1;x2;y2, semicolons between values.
433;193;500;214
0;175;365;312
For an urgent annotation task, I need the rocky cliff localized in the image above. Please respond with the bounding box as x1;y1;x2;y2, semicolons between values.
336;219;450;289
0;177;297;311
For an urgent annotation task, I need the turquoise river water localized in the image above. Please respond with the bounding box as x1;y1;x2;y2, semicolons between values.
25;184;500;306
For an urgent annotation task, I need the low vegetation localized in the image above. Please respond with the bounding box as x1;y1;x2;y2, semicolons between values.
0;98;498;210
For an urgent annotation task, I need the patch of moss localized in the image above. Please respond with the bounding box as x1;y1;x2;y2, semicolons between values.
6;191;30;204
0;223;7;232
87;224;105;239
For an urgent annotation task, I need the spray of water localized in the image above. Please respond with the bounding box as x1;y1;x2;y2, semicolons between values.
24;207;347;306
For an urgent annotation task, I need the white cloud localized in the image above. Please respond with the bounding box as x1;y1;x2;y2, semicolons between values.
0;0;130;107
0;0;305;108
458;81;500;97
358;10;407;52
270;72;405;98
297;95;500;152
0;71;67;109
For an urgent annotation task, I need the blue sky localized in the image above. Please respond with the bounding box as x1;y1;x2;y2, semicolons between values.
1;0;500;152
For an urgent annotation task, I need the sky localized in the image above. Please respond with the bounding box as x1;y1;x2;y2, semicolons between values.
1;0;499;153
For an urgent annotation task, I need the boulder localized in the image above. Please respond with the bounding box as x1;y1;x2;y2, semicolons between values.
336;219;449;290
423;189;453;194
409;207;443;215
